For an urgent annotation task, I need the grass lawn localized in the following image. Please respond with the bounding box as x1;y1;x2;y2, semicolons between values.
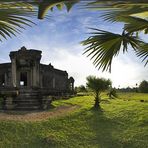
0;92;148;148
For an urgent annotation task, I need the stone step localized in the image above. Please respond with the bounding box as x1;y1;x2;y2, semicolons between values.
15;103;41;108
14;99;41;105
15;99;41;102
16;102;41;106
12;91;43;110
18;92;41;95
17;95;41;98
15;106;41;110
14;97;41;100
15;95;42;99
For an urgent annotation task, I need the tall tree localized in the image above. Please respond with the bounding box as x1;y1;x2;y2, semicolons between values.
86;76;111;109
139;80;148;93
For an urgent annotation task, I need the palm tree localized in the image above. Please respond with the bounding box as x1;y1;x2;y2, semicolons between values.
107;88;118;99
82;0;148;71
86;76;111;109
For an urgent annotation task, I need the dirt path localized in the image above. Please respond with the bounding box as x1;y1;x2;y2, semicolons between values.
0;105;79;122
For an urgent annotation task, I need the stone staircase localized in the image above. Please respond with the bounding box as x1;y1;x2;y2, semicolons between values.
1;89;53;110
13;89;42;110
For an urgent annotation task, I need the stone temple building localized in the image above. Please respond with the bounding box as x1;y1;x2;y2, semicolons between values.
0;46;74;110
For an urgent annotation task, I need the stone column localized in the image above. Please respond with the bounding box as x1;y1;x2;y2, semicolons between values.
36;61;40;86
53;77;55;89
27;71;31;87
31;68;33;87
72;82;74;92
32;61;40;87
11;58;17;87
40;73;43;88
4;73;8;86
32;62;37;87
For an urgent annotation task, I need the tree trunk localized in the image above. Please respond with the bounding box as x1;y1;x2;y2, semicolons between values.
94;92;100;109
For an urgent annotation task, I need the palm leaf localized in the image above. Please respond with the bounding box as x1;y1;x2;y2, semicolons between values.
124;16;148;33
101;7;148;22
136;43;148;66
38;0;79;19
86;0;148;24
0;8;36;41
82;28;143;72
86;0;148;10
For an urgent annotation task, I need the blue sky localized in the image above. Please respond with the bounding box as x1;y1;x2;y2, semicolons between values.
0;5;147;88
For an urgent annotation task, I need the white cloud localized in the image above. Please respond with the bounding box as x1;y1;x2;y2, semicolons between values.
36;43;148;88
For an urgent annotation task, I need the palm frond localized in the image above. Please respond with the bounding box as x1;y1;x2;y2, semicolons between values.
86;0;148;25
0;8;36;41
82;28;142;72
86;0;148;10
136;43;148;66
101;10;125;23
86;75;111;92
38;0;79;19
0;1;33;10
124;16;148;33
101;7;148;22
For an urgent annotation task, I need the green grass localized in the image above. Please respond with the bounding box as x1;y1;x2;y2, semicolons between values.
118;92;148;101
0;93;148;148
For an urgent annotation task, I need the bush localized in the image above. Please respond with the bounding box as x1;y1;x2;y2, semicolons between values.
139;80;148;93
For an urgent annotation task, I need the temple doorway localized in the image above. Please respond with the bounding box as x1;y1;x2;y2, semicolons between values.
20;72;27;87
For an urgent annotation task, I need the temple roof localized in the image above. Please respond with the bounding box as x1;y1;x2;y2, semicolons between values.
9;46;42;60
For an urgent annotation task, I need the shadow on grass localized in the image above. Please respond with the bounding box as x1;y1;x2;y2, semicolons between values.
42;107;126;148
90;105;104;112
84;107;140;148
88;108;121;147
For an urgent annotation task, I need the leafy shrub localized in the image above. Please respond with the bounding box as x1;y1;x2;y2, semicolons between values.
139;80;148;93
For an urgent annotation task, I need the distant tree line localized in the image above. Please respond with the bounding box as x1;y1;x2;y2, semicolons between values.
117;80;148;93
76;80;148;94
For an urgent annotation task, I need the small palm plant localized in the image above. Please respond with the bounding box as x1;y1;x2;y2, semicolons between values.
86;76;111;109
107;88;118;99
